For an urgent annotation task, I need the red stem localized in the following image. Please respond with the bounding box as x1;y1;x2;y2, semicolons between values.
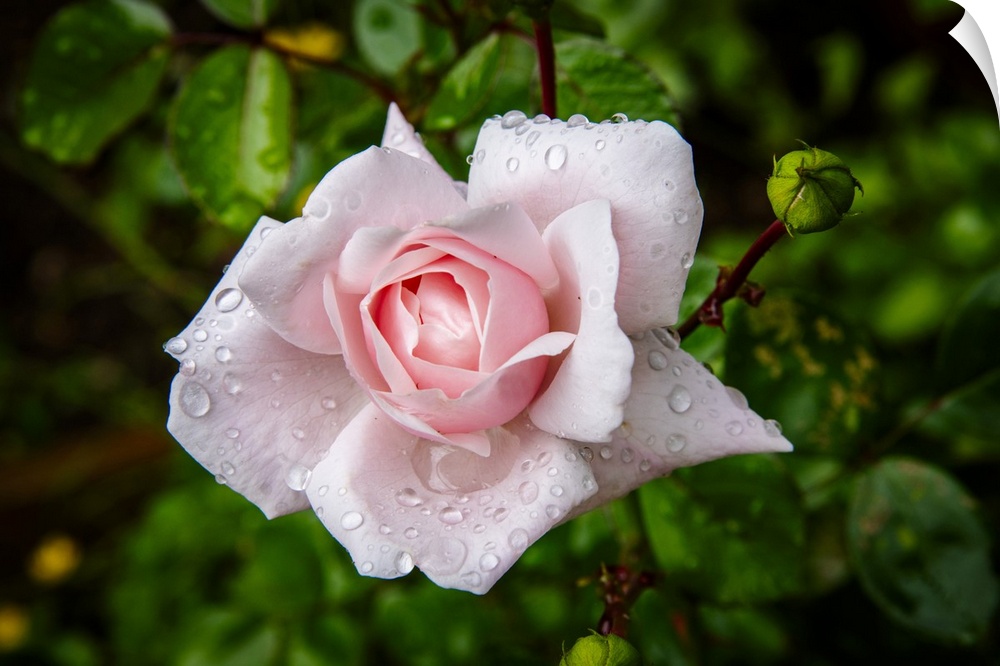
532;19;557;118
676;219;788;339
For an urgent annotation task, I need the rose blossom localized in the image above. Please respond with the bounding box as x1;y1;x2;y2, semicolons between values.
165;105;792;593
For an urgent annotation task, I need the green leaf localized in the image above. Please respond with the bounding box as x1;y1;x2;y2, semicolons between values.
847;458;998;643
425;33;503;131
230;520;325;617
725;293;879;457
199;0;281;29
922;367;1000;446
639;455;806;603
175;611;281;666
554;37;677;126
19;0;172;164
170;46;293;229
353;0;422;75
936;268;1000;390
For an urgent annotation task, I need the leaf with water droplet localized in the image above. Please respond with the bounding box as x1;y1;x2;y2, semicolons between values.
639;455;806;603
19;0;172;164
169;46;292;230
848;458;998;643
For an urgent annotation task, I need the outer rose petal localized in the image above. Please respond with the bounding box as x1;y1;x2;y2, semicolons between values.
381;102;455;188
565;329;793;519
305;404;598;593
240;146;469;355
467;115;703;332
529;199;633;442
166;217;369;518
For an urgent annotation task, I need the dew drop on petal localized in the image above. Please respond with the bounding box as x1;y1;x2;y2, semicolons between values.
648;350;668;370
764;419;783;437
545;505;562;520
599;446;613;460
667;433;687;453
285;464;311;491
341;511;364;530
651;327;681;350
550;485;564;497
673;209;690;225
317;485;329;497
500;110;527;128
525;130;540;148
179;381;211;417
321;396;338;410
292;427;305;440
439;507;464;525
404;527;419;539
379;524;391;535
587;287;603;308
164;337;188;354
225;428;239;439
639;459;652;472
493;508;509;523
509;529;529;551
544;144;568;170
621;448;634;463
725;421;744;436
681;252;694;269
667;385;692;413
480;553;500;571
506;157;519;172
567;113;588;127
223;373;242;395
519;481;539;504
304;196;331;219
611;112;629;123
395;488;423;507
221;461;236;476
359;561;374;574
396;551;414;573
192;329;208;342
595;139;606;151
214;288;243;313
580;447;594;462
179;359;197;376
726;386;749;410
214;346;232;363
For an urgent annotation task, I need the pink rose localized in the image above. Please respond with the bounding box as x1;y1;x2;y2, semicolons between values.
165;105;791;593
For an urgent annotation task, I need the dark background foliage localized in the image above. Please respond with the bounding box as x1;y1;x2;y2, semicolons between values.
0;0;997;664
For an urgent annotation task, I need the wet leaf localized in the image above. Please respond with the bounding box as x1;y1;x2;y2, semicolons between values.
847;458;998;643
353;0;421;75
199;0;281;29
169;46;293;229
19;0;172;164
425;33;503;131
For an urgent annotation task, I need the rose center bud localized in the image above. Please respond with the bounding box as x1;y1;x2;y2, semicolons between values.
407;272;480;371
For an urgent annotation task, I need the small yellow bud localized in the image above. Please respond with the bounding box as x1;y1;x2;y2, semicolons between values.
767;145;862;234
560;633;641;666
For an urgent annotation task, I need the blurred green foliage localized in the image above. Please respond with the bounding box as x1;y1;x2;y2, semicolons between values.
2;0;998;664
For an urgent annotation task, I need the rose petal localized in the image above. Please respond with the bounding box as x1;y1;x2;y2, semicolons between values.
166;217;369;518
240;146;468;354
467;115;703;332
565;330;793;519
305;405;598;593
530;199;633;442
381;102;460;194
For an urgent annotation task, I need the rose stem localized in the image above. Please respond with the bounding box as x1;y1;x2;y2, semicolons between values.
532;18;557;118
676;219;788;340
596;565;656;638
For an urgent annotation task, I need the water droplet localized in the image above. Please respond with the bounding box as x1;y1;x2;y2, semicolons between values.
547;466;559;477
519;481;539;504
579;447;594;462
192;329;208;342
651;327;680;350
439;507;464;525
164;337;188;354
639;459;652;472
359;560;374;574
648;350;668;370
317;485;329;496
224;428;239;439
545;505;562;519
672;365;682;377
214;346;232;363
664;179;675;191
667;433;687;452
341;511;364;530
525;130;541;149
493;508;509;523
215;288;243;313
595;139;606;150
321;396;338;410
550;485;564;497
599;446;613;460
475;149;485;163
292;427;305;440
179;359;197;376
621;448;634;463
764;419;783;437
215;474;228;485
466;155;474;165
673;209;690;224
285;464;311;491
395;488;423;507
404;527;419;539
567;113;589;127
395;551;414;573
565;451;578;462
479;553;500;573
506;157;519;172
725;421;744;436
726;386;749;410
520;459;535;473
221;461;236;476
681;252;694;269
179;382;211;418
270;370;282;382
587;287;603;308
473;524;486;534
223;373;242;395
338;487;347;496
611;112;629;123
422;537;467;575
694;419;704;430
343;191;362;212
667;385;692;413
500;110;527;128
532;113;550;123
379;524;391;535
544;144;567;170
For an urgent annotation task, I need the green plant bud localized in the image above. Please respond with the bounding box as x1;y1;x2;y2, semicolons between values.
559;633;641;666
767;145;863;234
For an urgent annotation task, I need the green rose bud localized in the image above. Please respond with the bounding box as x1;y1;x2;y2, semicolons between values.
559;633;641;666
767;144;863;235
